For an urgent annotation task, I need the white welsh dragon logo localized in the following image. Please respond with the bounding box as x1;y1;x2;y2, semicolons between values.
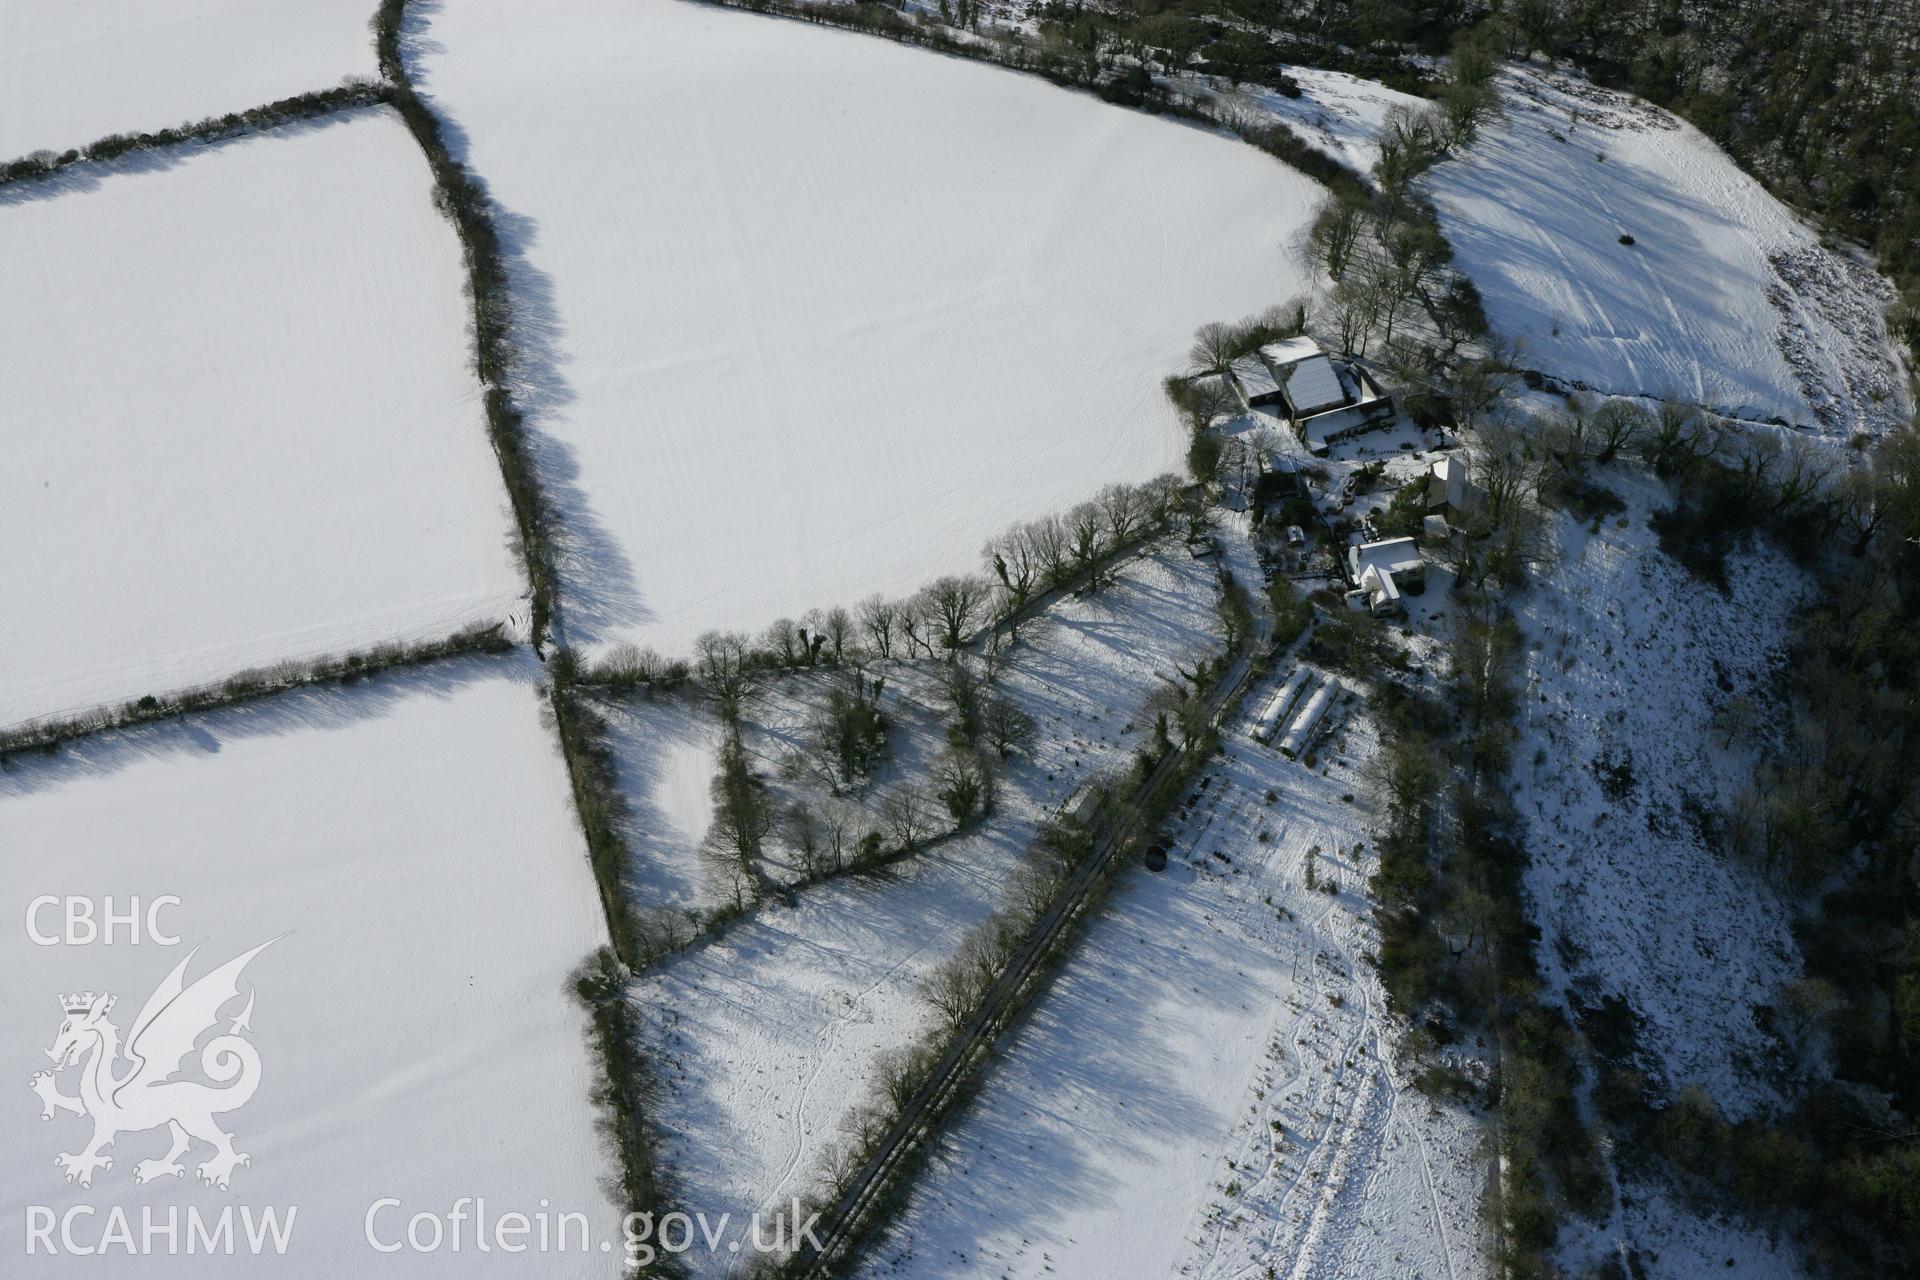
29;938;279;1191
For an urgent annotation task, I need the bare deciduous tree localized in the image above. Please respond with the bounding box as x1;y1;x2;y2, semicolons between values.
1446;349;1514;431
695;630;760;725
1188;321;1243;376
922;574;989;654
934;750;993;827
880;785;936;852
1066;501;1107;589
1301;193;1367;280
1097;481;1148;549
938;659;989;746
820;605;854;665
1640;398;1714;476
1321;270;1386;358
985;529;1042;631
1140;472;1184;524
922;955;985;1028
701;735;771;908
899;602;937;659
1770;436;1838;522
1376;220;1451;346
1027;513;1073;586
858;595;899;659
982;696;1038;759
763;617;808;670
1471;421;1543;523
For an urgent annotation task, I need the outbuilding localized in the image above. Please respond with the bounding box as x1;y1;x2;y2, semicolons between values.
1427;454;1482;521
1256;337;1395;454
1345;536;1424;617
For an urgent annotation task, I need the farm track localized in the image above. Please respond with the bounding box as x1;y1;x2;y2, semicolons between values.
1174;719;1466;1280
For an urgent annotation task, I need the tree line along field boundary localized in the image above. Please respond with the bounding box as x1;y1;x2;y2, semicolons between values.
0;81;384;187
788;570;1276;1276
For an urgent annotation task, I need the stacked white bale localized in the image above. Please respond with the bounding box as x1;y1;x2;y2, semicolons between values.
1249;668;1314;742
1278;679;1337;759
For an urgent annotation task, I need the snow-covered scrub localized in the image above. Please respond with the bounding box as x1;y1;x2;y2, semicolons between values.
629;542;1229;1276
0;109;523;730
856;671;1490;1280
0;0;378;159
1209;68;1427;175
413;0;1322;658
0;661;620;1276
603;653;966;930
1425;65;1912;438
1556;1179;1807;1280
1509;468;1811;1122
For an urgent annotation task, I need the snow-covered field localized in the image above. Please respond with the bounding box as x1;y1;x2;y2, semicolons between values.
1510;468;1808;1120
603;694;726;920
632;542;1229;1276
0;0;377;159
0;661;620;1276
0;109;523;729
413;0;1322;657
1427;66;1910;437
857;675;1490;1280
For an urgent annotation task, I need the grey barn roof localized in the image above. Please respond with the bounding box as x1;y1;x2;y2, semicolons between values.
1259;337;1346;416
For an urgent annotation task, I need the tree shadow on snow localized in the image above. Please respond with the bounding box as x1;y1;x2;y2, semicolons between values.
402;0;650;647
0;107;378;209
0;656;539;799
877;863;1276;1268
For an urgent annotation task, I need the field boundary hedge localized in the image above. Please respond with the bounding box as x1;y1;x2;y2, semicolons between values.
374;0;559;647
0;81;383;188
0;623;512;762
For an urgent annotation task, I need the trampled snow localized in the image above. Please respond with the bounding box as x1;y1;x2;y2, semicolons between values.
858;667;1490;1280
0;0;378;159
413;0;1323;657
1426;66;1910;437
0;109;523;729
0;661;620;1275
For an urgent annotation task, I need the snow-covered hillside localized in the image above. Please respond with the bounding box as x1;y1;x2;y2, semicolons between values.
0;109;522;729
0;0;377;158
413;0;1323;658
1510;469;1809;1119
0;662;620;1276
1427;66;1910;437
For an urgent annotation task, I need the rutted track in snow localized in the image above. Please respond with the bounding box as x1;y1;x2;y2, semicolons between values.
856;641;1489;1280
